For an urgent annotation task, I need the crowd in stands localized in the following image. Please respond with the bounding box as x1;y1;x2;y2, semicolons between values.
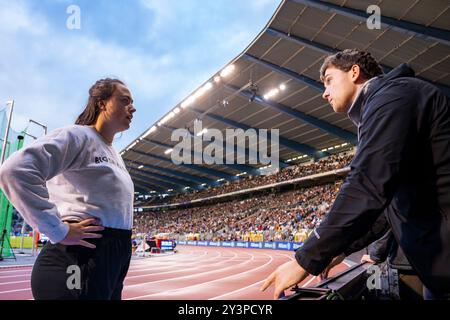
8;152;352;240
133;180;343;242
140;151;353;206
9;210;29;235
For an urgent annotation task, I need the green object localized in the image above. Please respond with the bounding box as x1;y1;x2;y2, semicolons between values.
0;107;28;258
325;291;344;300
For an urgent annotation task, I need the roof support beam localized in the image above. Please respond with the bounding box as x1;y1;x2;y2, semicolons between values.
134;186;152;195
128;166;199;189
141;137;261;175
125;159;214;185
290;0;450;46
222;83;357;144
130;171;182;191
133;184;150;193
129;149;235;181
133;181;165;193
160;123;289;169
244;53;324;91
266;27;330;54
190;107;324;158
133;178;173;193
266;27;450;97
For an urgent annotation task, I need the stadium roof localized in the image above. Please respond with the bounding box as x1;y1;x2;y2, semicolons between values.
122;0;450;194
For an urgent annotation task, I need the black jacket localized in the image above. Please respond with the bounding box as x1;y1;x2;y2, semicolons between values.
343;212;412;270
295;64;450;295
367;230;412;271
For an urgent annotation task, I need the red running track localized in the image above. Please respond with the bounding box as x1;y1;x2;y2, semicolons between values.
0;245;351;300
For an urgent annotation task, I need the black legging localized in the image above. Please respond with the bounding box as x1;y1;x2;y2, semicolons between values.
31;226;131;300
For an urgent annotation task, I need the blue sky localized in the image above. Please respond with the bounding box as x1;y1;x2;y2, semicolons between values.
0;0;281;151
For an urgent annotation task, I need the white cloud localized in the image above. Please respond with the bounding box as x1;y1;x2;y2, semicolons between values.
0;0;49;35
250;0;280;11
0;0;281;150
0;1;193;147
139;0;173;27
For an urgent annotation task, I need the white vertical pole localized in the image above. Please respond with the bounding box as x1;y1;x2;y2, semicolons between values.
19;222;26;253
31;230;36;256
27;119;47;256
0;101;14;260
0;100;14;165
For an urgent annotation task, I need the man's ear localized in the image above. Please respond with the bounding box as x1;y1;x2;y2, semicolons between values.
350;64;363;83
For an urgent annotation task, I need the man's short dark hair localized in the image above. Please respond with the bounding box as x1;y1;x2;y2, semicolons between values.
320;49;383;81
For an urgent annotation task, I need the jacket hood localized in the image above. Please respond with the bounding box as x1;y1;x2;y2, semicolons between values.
347;64;417;129
380;63;415;83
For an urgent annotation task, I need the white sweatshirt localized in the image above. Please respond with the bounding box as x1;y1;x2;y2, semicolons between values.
0;125;134;244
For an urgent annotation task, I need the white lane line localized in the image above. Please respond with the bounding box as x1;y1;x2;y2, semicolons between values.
124;250;249;288
130;249;199;262
126;252;274;300
126;251;223;269
0;268;33;275
0;280;30;286
0;264;34;270
129;252;210;268
129;250;206;267
209;250;316;299
276;253;295;261
125;251;234;280
209;251;294;300
0;255;232;291
128;255;243;277
126;251;229;279
209;279;265;300
127;250;223;273
302;276;317;287
0;253;222;287
0;288;31;294
0;248;300;298
0;250;227;291
0;274;30;280
343;260;353;267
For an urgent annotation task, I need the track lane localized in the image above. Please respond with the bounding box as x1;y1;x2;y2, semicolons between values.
0;245;351;300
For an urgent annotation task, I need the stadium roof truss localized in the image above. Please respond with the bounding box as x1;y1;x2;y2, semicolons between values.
122;0;450;194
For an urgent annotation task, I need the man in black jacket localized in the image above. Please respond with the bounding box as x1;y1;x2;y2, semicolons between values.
261;49;450;299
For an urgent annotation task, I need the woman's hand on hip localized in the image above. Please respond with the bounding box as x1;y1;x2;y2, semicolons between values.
59;218;104;249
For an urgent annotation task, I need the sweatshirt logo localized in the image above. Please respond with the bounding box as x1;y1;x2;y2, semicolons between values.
94;155;126;171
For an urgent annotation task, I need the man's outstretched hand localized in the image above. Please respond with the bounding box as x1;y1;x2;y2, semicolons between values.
260;260;309;299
